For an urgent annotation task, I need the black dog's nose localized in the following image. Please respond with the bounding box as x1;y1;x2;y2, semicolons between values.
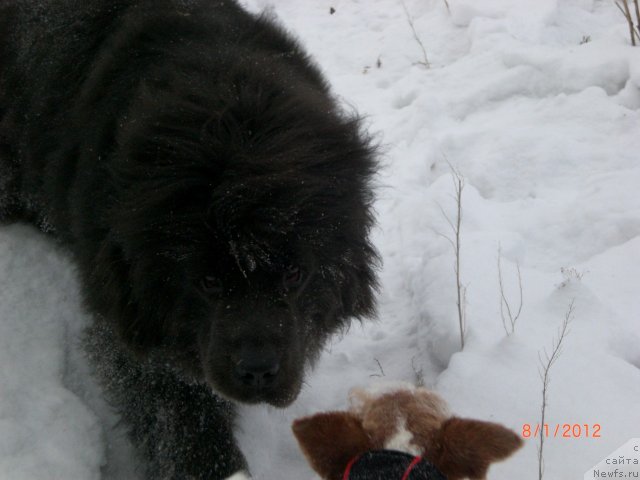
234;345;280;389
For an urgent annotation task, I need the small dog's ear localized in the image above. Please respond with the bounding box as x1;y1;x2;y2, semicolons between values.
431;417;523;480
292;411;372;480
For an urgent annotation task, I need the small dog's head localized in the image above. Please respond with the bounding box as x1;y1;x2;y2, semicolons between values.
292;384;523;479
95;72;378;406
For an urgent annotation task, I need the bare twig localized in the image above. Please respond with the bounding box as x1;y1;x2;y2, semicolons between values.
498;246;523;335
558;267;588;288
616;0;640;45
400;0;430;67
370;358;386;377
438;165;466;349
411;356;425;387
451;170;465;349
443;0;451;14
537;300;574;479
634;0;640;39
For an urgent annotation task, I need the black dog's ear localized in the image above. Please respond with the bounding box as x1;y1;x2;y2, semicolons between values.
84;239;168;353
83;240;137;340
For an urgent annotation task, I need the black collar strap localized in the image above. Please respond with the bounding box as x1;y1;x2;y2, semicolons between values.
343;450;447;480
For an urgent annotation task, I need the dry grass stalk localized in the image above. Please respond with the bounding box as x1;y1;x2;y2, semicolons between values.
498;246;523;336
537;300;574;480
615;0;640;45
400;0;430;67
437;165;466;349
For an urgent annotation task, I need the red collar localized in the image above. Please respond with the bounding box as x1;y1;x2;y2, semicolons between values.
343;452;424;480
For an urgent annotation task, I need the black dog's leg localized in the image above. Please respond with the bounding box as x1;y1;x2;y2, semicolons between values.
85;322;248;480
0;112;24;224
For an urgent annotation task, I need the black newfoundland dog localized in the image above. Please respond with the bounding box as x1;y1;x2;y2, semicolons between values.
0;1;378;478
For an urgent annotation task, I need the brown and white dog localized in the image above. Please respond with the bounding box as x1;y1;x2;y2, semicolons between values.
292;384;523;480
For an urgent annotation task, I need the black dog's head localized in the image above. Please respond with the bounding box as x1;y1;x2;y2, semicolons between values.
91;60;378;407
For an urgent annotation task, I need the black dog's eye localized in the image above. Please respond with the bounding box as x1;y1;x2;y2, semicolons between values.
200;275;223;295
283;265;303;290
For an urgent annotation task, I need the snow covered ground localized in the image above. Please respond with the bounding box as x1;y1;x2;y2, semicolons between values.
1;0;639;479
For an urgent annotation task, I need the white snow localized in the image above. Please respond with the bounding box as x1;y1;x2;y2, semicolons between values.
225;472;252;480
1;0;639;479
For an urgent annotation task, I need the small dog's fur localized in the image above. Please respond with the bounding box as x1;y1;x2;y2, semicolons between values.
0;1;378;478
292;384;523;480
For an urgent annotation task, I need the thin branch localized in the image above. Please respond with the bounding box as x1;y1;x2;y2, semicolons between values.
498;246;523;335
615;0;627;15
537;300;574;480
445;168;465;347
436;202;457;236
453;172;464;349
370;358;386;378
411;356;425;387
616;0;639;45
634;0;640;38
400;0;430;67
436;163;466;349
433;226;456;250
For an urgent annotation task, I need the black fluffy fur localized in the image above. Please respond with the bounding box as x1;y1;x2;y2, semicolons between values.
0;0;378;478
